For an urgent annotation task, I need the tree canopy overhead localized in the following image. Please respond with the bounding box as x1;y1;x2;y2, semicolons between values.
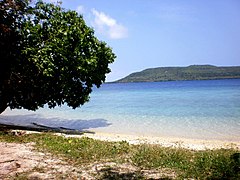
0;0;116;114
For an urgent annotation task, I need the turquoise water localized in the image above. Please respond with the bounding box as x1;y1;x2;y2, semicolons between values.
1;79;240;141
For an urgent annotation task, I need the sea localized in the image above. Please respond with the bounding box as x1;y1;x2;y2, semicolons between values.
1;79;240;141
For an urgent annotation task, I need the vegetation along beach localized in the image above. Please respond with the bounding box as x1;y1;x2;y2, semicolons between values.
1;0;240;179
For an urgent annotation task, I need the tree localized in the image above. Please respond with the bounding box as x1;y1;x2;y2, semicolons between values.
0;0;116;114
0;0;30;113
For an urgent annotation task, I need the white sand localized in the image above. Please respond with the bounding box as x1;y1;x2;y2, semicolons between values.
62;131;240;151
14;130;240;150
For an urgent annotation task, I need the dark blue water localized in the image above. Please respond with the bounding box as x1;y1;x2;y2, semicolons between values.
2;79;240;141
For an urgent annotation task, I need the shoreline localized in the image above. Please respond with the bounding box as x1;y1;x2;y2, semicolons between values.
65;131;240;151
5;126;240;151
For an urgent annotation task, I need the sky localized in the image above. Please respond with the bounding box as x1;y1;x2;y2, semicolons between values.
46;0;240;82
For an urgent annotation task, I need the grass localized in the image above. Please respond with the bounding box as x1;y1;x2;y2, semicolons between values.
0;131;239;179
33;134;131;164
132;144;240;179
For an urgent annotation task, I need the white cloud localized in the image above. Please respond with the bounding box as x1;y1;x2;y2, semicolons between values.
91;9;128;39
109;24;128;39
49;0;59;3
76;5;85;14
44;0;61;4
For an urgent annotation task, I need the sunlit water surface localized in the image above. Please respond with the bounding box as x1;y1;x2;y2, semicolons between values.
1;79;240;141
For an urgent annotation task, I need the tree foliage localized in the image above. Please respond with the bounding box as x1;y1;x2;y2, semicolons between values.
0;0;30;113
0;0;116;113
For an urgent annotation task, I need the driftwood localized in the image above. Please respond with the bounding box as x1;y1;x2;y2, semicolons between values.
0;122;94;135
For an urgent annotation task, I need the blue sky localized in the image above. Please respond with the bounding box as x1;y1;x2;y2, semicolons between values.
46;0;240;81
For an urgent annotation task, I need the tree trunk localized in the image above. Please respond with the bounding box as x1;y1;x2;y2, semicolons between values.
0;97;8;114
0;103;7;114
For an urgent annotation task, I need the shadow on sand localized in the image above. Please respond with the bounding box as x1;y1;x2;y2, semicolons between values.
0;114;111;135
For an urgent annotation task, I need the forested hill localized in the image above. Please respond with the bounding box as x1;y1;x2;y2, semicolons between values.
116;65;240;83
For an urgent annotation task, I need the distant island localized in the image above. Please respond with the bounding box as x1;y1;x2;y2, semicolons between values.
116;65;240;83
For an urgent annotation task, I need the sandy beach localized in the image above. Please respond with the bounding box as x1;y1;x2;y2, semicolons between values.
63;131;240;151
1;129;239;179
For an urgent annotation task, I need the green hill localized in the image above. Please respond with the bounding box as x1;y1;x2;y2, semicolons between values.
116;65;240;83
